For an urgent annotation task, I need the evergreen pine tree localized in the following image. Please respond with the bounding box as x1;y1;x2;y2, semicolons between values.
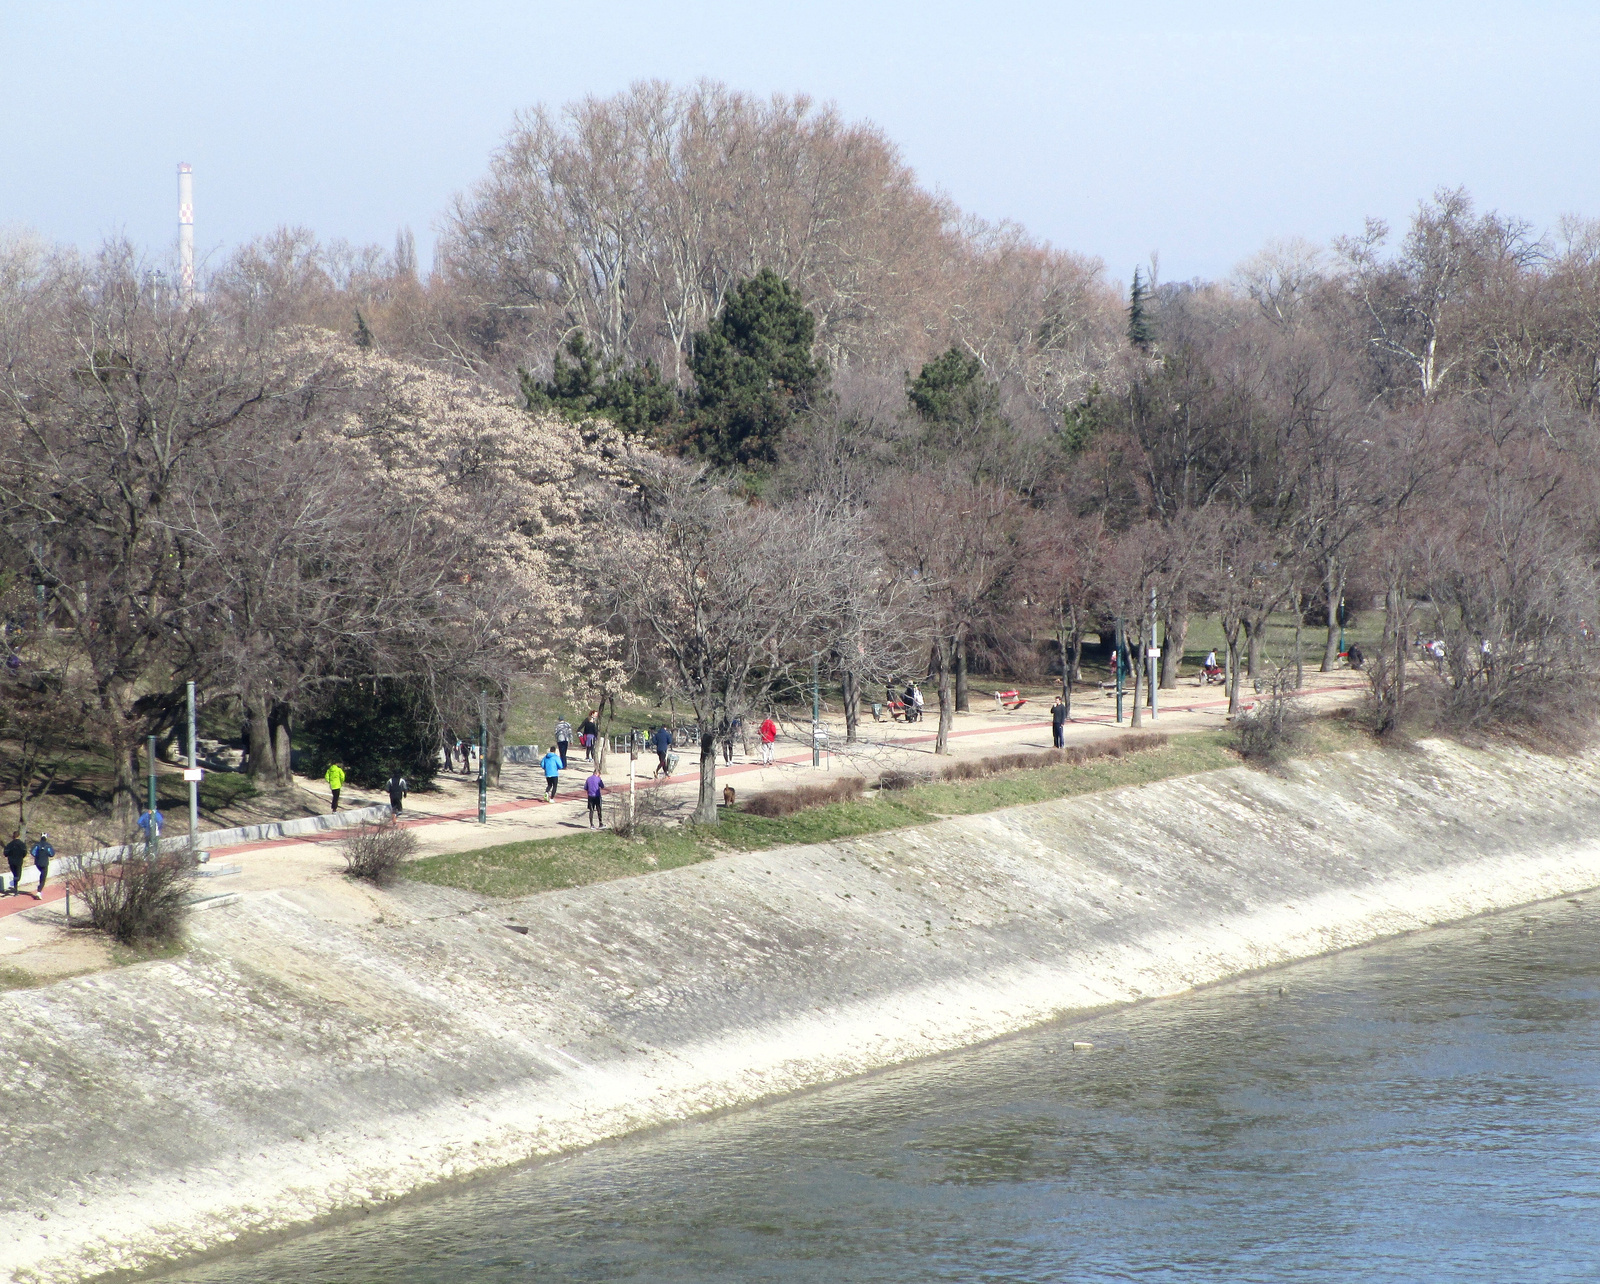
519;333;679;439
1127;268;1154;352
353;308;375;350
687;269;823;469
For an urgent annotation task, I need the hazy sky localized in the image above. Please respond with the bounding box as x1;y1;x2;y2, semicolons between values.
3;1;1597;286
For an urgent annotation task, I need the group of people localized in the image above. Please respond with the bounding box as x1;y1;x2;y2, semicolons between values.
3;830;51;899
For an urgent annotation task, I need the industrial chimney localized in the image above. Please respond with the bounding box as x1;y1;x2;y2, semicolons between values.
177;162;194;304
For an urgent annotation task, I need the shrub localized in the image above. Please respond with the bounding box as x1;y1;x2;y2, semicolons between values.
610;785;678;837
878;769;933;791
935;733;1166;782
743;776;865;817
341;820;418;885
1231;670;1311;765
68;836;191;946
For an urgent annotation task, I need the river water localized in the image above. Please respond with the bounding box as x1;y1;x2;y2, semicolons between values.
169;896;1600;1283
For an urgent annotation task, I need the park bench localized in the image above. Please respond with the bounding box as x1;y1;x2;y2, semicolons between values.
993;689;1028;711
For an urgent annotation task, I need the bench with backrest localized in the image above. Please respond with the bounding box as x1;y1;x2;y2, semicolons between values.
993;689;1028;711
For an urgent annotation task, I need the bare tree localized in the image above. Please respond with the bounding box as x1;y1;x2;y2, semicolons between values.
877;471;1023;753
586;461;873;821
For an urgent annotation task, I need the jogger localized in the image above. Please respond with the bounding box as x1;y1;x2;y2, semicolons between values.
29;834;51;898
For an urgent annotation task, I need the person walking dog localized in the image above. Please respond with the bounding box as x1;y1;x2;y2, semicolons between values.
584;769;605;828
28;833;51;899
324;761;345;812
541;747;563;800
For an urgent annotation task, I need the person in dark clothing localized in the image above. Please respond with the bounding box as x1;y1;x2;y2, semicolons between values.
651;725;673;778
29;834;51;899
580;711;600;762
441;737;455;773
385;771;408;814
3;831;24;895
1051;696;1068;748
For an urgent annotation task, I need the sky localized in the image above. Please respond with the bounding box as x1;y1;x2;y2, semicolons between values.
3;1;1597;287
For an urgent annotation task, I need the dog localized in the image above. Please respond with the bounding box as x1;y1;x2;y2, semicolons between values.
722;785;736;808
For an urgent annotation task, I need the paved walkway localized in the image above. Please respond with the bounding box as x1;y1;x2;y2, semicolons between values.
0;673;1367;927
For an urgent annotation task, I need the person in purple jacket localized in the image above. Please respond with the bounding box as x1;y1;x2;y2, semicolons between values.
584;769;605;828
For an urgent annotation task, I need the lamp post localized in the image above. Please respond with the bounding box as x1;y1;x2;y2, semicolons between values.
186;682;199;861
1114;617;1125;724
1148;586;1160;722
477;690;488;824
146;735;158;858
812;653;821;768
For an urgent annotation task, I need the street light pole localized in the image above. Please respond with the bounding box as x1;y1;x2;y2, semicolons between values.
812;652;821;768
477;689;488;825
1149;586;1160;722
187;681;198;861
146;735;158;858
1114;617;1125;724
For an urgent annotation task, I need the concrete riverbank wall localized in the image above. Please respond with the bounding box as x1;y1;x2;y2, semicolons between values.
5;738;1600;1282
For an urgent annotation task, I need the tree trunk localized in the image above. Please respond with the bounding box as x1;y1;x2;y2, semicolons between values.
1160;601;1188;688
1244;620;1260;681
1226;627;1243;717
935;637;953;754
1321;569;1344;672
694;729;719;823
1129;632;1143;728
842;669;860;744
487;700;505;787
1056;612;1070;711
1070;628;1084;684
245;694;273;785
1393;612;1408;726
954;635;969;712
269;700;294;790
1293;590;1305;690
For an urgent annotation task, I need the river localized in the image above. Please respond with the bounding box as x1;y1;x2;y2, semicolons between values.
165;895;1600;1283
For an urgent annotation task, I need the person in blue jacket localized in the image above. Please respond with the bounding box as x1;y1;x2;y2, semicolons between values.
651;725;673;778
541;747;563;801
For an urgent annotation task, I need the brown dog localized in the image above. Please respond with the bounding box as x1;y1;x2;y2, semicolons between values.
722;785;736;808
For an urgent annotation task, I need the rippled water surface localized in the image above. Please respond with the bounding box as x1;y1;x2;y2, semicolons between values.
170;898;1600;1283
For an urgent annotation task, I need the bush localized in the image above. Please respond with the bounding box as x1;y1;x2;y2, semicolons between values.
879;769;934;791
1231;670;1310;765
341;820;418;885
68;837;192;946
299;678;439;790
743;777;865;817
610;786;679;838
936;733;1167;782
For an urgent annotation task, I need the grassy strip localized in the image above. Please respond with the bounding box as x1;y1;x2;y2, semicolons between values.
409;725;1355;899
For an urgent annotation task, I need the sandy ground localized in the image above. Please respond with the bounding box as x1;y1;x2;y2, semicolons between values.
0;671;1366;981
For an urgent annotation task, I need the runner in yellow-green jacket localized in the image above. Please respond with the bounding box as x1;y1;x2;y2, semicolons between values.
324;763;345;812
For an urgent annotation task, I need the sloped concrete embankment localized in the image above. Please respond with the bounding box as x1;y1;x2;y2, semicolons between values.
5;740;1600;1282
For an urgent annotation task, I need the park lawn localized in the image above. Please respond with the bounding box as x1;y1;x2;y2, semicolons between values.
407;720;1368;900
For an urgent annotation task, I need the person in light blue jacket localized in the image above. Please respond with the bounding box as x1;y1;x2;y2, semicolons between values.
541;748;563;801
